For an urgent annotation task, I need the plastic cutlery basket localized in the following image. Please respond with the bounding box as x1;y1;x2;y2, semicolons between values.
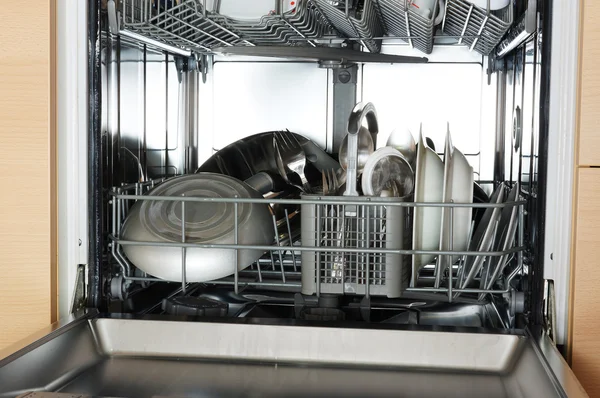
313;0;385;53
373;0;438;54
442;0;513;55
300;195;410;298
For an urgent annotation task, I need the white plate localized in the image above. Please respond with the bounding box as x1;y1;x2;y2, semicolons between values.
411;129;444;286
458;183;506;291
435;129;473;288
361;147;414;197
219;0;296;20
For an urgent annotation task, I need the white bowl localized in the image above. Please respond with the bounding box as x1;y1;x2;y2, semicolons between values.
121;174;275;282
219;0;296;20
465;0;511;11
435;129;473;287
412;130;444;285
434;0;445;25
409;0;437;19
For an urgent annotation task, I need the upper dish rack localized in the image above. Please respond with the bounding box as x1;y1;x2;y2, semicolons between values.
108;178;525;304
115;0;515;55
119;0;331;53
442;0;513;55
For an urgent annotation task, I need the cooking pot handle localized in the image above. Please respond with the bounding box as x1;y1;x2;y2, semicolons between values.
245;172;276;195
347;102;378;146
344;102;378;197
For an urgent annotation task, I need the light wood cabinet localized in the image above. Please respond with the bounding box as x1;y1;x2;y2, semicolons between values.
0;2;56;351
571;168;600;396
579;0;600;166
571;0;600;394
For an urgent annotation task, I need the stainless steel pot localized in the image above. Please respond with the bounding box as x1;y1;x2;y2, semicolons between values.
121;173;274;282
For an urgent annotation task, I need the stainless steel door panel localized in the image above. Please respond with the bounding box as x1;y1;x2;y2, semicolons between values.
0;314;586;397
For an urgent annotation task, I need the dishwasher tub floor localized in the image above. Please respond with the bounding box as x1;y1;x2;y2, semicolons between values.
58;357;527;398
0;315;568;398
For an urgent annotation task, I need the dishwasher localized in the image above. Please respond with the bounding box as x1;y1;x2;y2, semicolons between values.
0;0;586;397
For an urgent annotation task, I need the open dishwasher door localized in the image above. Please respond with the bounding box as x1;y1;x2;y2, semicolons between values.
23;0;587;396
0;311;587;398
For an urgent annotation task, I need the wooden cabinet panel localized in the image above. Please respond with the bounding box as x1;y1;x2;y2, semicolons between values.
572;168;600;396
579;0;600;165
0;2;56;351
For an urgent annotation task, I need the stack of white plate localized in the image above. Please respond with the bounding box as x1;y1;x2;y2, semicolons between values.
434;128;474;288
411;125;474;287
411;129;443;286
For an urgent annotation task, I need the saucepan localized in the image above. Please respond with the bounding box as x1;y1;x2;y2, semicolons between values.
121;173;275;282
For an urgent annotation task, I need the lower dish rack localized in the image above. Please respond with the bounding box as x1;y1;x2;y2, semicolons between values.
108;178;525;304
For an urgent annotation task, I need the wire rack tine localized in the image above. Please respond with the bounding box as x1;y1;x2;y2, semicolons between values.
272;214;287;283
181;194;187;294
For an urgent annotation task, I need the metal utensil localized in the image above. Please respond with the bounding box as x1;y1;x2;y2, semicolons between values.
339;126;375;175
361;147;415;197
322;168;339;196
386;128;417;165
273;131;312;193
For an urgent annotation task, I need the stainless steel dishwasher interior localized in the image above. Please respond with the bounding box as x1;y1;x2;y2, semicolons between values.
0;315;576;398
1;2;582;397
102;36;522;325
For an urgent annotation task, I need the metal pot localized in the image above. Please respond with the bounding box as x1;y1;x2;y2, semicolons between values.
121;173;274;282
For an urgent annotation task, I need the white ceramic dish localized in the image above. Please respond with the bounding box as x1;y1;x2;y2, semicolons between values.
409;0;437;19
434;0;445;25
219;0;296;20
121;173;275;282
361;147;414;197
458;183;506;291
411;130;445;286
409;0;444;23
465;0;511;11
435;129;473;288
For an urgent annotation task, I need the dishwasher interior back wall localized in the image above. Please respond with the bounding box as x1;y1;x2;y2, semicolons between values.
102;38;498;189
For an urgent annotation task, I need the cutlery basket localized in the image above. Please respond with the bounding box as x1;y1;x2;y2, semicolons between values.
300;195;410;298
313;0;384;53
373;0;438;54
442;0;513;55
